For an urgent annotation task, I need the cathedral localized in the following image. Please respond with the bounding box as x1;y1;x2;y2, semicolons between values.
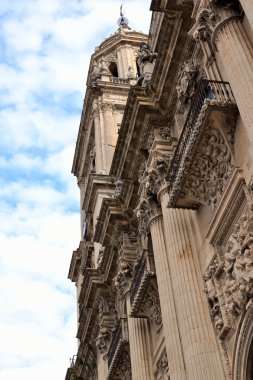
65;1;253;379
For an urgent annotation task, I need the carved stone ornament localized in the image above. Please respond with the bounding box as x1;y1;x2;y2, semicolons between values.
114;349;132;380
122;231;138;247
96;327;111;353
137;42;157;87
154;350;169;378
142;154;171;198
192;8;220;42
97;246;105;267
190;3;241;50
203;262;224;332
223;205;253;316
139;284;163;333
176;59;198;104
179;123;234;210
95;295;116;354
137;42;157;66
134;196;161;234
113;262;133;300
91;62;101;82
204;205;253;336
114;179;124;200
158;125;172;141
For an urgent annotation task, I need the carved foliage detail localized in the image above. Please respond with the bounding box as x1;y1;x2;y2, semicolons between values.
223;205;253;316
155;350;170;379
176;59;198;104
140;284;163;333
179;125;233;209
204;205;253;341
114;262;133;300
114;349;132;380
95;295;116;354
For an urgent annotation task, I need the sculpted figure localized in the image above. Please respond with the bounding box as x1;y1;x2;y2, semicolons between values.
204;265;218;309
137;42;157;66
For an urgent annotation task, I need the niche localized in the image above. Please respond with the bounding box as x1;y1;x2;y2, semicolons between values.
108;62;118;77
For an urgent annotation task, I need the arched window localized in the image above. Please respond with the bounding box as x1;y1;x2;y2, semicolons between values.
108;62;118;77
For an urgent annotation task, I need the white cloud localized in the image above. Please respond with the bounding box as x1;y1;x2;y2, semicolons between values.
0;0;151;379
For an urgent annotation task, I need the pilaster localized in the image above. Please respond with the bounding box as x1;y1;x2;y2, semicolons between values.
160;190;225;380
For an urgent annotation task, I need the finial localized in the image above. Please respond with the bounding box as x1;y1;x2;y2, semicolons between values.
117;4;129;27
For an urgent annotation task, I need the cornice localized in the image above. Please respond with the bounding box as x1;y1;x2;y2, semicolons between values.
83;174;116;214
150;0;193;12
93;197;126;245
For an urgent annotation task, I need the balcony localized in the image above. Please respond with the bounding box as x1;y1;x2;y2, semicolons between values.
107;318;129;378
130;250;155;315
167;79;238;208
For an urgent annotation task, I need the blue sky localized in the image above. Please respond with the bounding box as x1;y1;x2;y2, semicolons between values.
0;1;151;379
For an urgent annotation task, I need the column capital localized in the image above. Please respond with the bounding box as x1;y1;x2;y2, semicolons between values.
101;102;116;112
189;3;242;49
135;196;162;233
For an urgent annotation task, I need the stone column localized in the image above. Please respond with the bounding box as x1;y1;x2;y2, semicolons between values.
102;103;117;172
239;0;253;31
92;105;104;174
159;189;225;380
126;296;155;380
97;354;108;380
149;212;186;380
214;14;253;145
77;177;86;238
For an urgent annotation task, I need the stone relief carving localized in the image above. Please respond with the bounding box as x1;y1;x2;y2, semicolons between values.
139;284;163;333
114;262;133;300
143;154;171;197
154;350;170;379
114;349;132;380
97;246;105;267
176;59;198;104
179;124;234;210
95;295;116;354
128;65;135;79
122;231;138;247
137;42;157;87
137;42;158;66
223;205;253;316
100;56;109;75
91;62;101;82
204;263;224;331
204;205;253;339
192;8;219;42
158;126;172;141
135;196;161;233
114;179;124;200
96;327;111;353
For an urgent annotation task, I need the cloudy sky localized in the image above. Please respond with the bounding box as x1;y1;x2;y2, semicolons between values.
0;1;151;379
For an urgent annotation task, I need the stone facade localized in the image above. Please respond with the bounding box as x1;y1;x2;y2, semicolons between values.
65;2;253;380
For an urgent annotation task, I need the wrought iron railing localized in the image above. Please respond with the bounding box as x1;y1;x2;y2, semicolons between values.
107;318;128;368
168;79;236;193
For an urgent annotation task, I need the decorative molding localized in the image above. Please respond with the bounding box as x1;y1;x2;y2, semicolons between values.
139;284;163;333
